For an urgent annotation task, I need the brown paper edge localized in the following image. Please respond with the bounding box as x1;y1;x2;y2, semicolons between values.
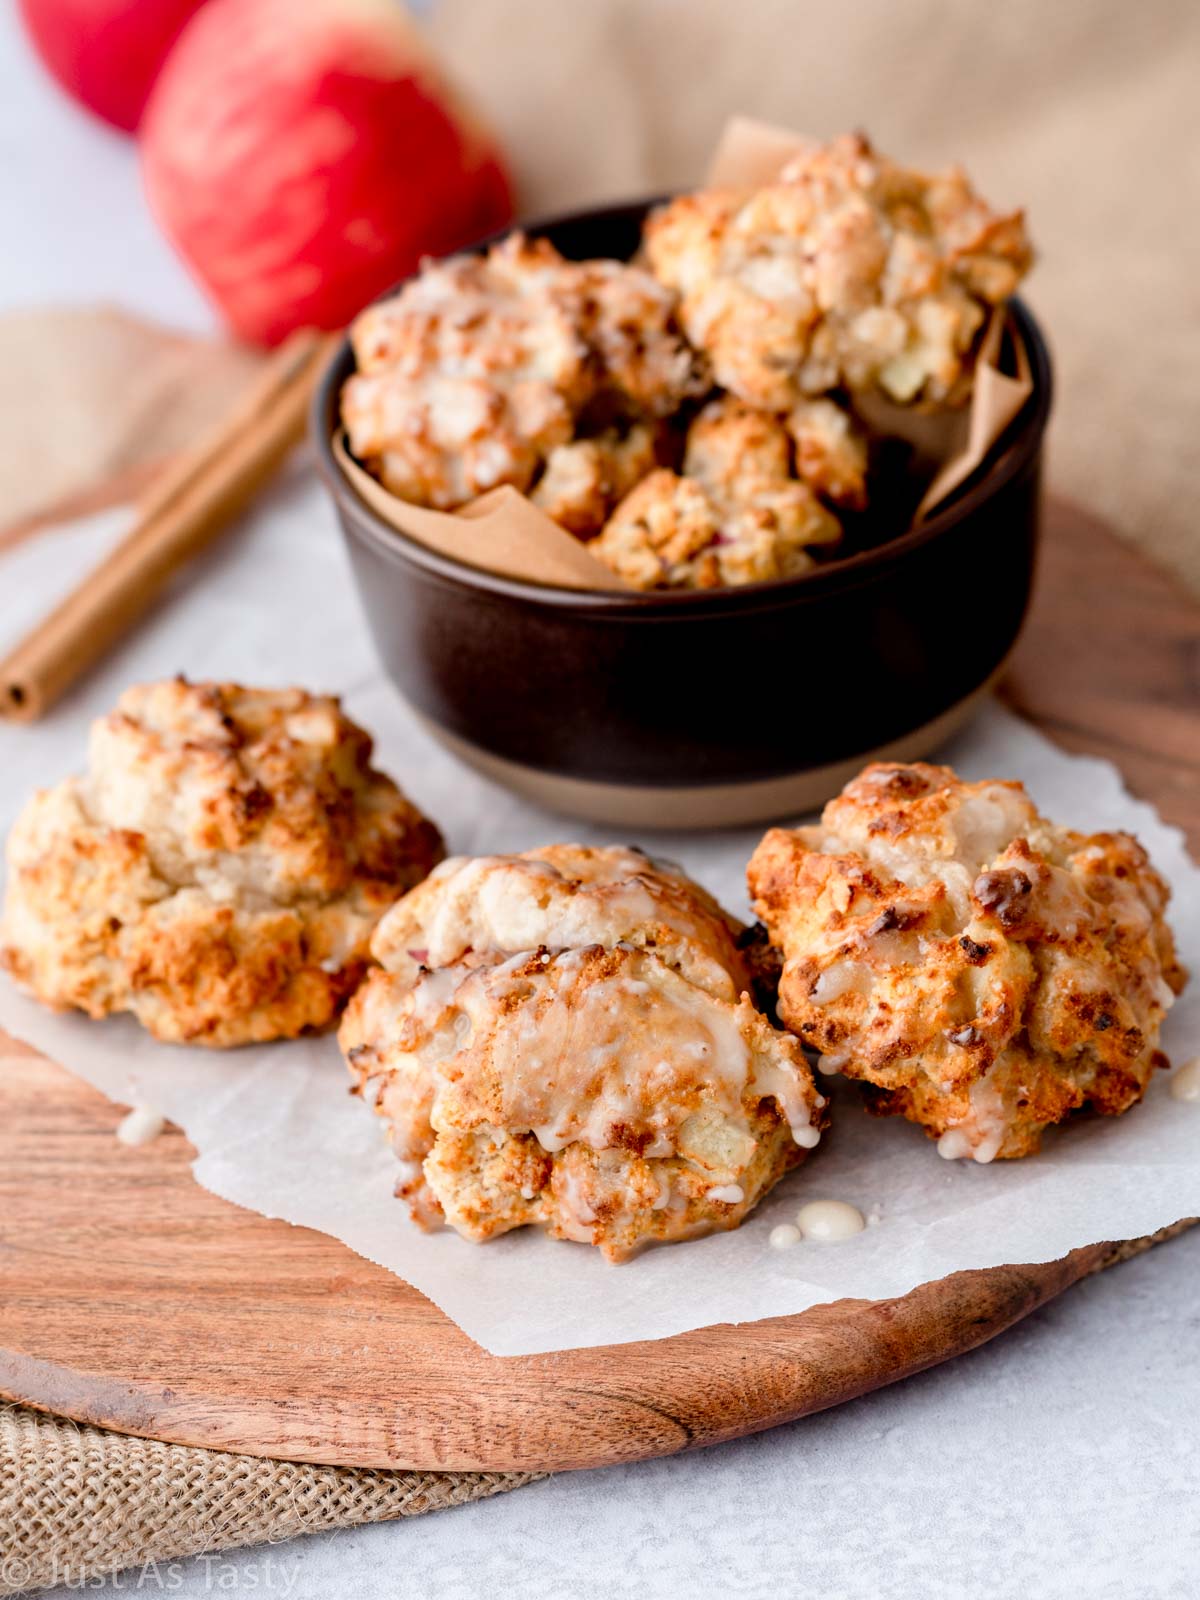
705;115;822;189
914;311;1033;516
333;436;629;592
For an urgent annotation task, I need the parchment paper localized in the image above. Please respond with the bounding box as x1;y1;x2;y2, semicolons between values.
343;115;1032;584
0;476;1196;1358
333;439;626;590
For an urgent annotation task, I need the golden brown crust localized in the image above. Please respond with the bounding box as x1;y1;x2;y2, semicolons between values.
591;469;730;589
644;133;1032;410
341;945;824;1261
369;842;752;1002
342;138;1030;584
342;233;702;512
591;396;844;589
344;844;822;1257
565;257;708;418
747;762;1185;1160
530;422;664;538
786;398;870;510
0;679;444;1047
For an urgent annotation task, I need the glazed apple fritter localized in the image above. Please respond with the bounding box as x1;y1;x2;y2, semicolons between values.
339;136;1035;591
341;844;824;1258
644;133;1032;411
0;679;443;1047
748;762;1185;1161
592;395;848;589
530;421;664;538
342;233;704;511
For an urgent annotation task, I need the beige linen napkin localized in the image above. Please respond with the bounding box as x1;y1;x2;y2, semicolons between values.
0;307;261;553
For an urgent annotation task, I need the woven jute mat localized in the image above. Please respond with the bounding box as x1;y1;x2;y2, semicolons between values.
0;1406;545;1596
2;1225;1191;1595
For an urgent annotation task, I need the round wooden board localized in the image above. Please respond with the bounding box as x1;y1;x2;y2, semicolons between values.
0;501;1196;1474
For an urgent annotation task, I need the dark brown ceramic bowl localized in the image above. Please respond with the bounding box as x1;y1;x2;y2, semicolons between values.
312;199;1053;827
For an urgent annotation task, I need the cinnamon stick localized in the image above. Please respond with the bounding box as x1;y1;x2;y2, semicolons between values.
0;328;334;722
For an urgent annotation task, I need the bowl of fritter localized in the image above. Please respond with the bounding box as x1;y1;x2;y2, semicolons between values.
313;134;1053;827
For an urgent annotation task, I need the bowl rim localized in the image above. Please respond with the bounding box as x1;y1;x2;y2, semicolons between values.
312;195;1053;615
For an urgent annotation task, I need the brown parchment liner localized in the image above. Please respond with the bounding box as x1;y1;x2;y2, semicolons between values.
336;116;1033;590
333;441;628;590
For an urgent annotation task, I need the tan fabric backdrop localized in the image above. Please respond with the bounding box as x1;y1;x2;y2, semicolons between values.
429;0;1200;594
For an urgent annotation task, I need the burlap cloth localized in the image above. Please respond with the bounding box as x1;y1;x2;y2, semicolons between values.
3;0;1197;1588
0;1406;545;1594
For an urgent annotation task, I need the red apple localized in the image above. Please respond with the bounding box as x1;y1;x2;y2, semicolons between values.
140;0;514;346
18;0;210;133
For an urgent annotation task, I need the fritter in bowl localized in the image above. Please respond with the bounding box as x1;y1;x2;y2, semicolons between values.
591;396;848;590
342;232;704;511
530;421;664;538
0;679;444;1047
747;762;1185;1161
643;133;1032;411
341;945;824;1261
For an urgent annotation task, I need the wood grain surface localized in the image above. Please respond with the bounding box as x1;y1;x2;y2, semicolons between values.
0;499;1196;1473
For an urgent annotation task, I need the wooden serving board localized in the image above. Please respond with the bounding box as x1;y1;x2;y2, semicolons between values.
0;501;1196;1474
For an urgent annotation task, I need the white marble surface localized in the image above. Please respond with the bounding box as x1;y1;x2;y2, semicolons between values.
5;14;1200;1598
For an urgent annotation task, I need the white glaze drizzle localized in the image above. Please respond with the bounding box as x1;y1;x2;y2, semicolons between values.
1169;1056;1200;1103
116;1106;165;1147
795;1199;866;1242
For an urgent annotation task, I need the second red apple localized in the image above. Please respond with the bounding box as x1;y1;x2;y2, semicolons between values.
18;0;210;131
140;0;514;346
